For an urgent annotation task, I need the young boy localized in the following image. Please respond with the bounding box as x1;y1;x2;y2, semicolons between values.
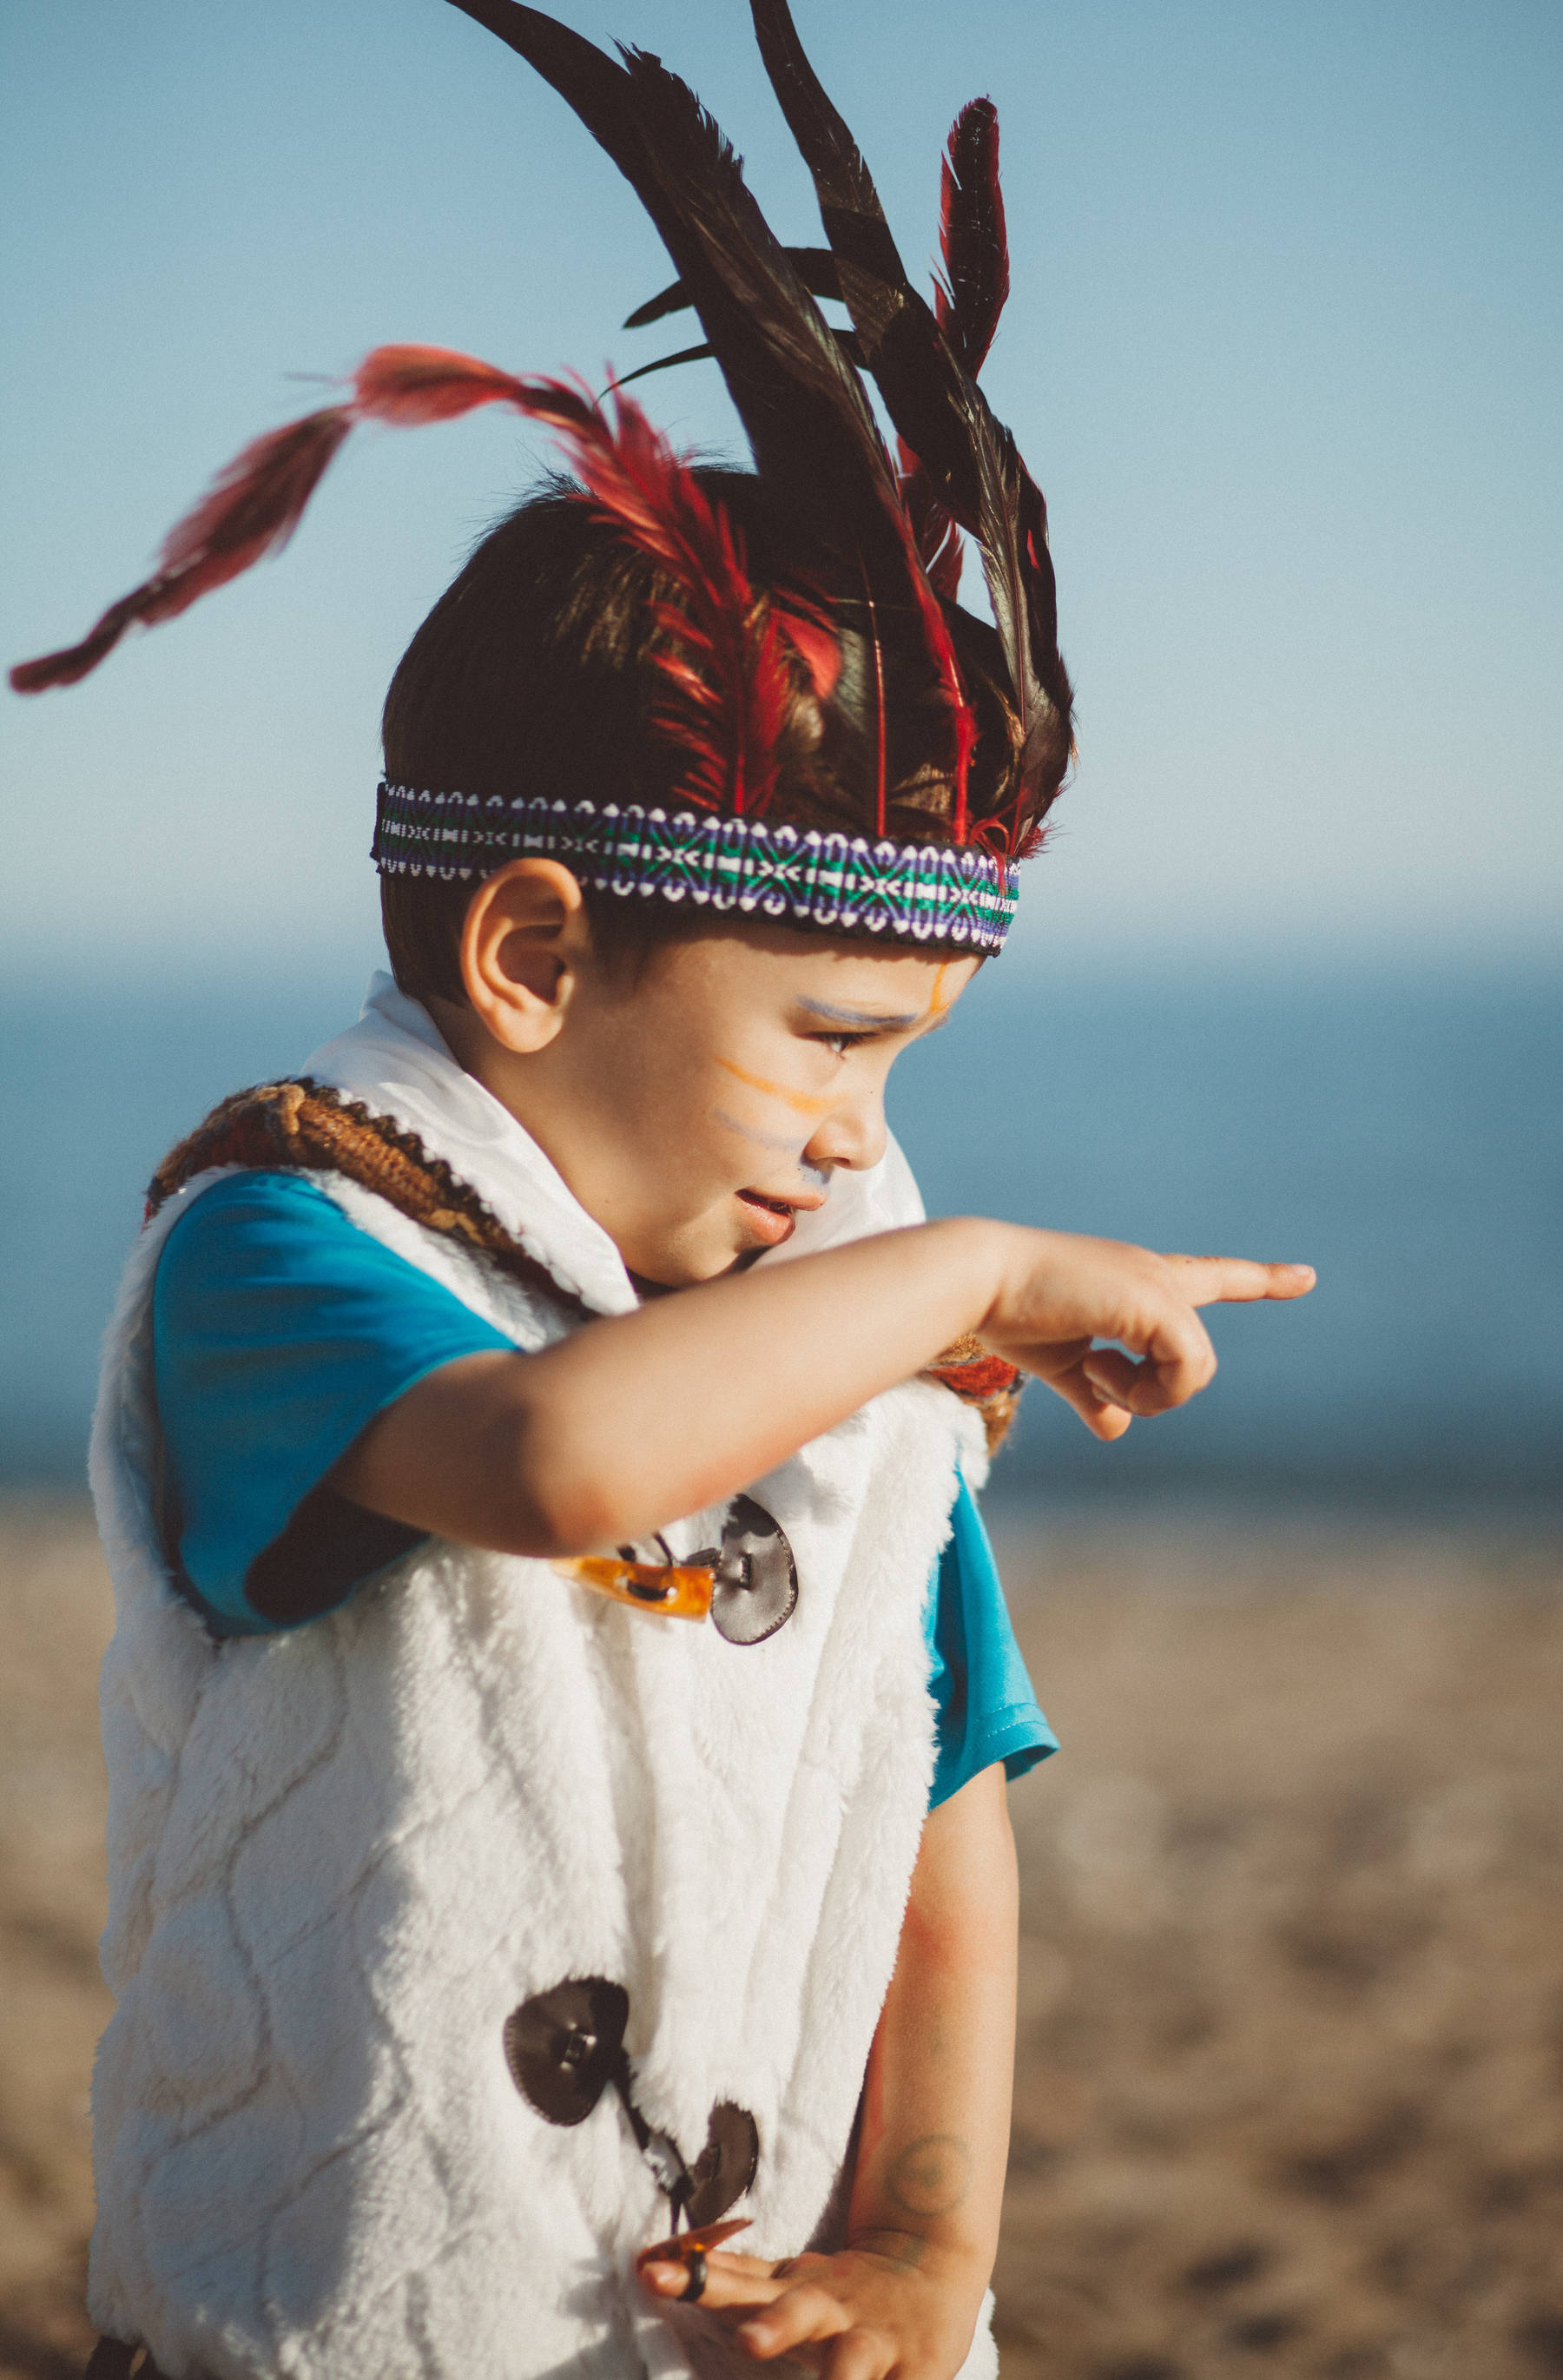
16;8;1311;2377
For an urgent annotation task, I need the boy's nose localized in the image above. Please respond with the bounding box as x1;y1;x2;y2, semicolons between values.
803;1096;887;1175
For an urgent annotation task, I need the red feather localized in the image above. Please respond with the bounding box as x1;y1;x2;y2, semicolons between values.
13;340;817;825
352;345;534;425
10;408;352;694
774;609;841;702
152;408;354;588
532;374;801;819
359;352;806;821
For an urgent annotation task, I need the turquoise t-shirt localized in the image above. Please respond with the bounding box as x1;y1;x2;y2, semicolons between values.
152;1172;1056;1806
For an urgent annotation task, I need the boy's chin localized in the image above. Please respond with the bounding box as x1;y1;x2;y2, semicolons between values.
618;1199;795;1295
629;1247;765;1295
619;1203;777;1293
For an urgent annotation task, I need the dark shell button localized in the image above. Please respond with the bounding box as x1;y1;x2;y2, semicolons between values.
706;1495;798;1645
503;1976;629;2126
686;2100;762;2227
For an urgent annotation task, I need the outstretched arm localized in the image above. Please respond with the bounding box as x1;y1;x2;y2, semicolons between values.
334;1216;1312;1557
640;1761;1019;2378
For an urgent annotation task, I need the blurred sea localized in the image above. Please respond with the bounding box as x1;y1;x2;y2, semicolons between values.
2;958;1559;1511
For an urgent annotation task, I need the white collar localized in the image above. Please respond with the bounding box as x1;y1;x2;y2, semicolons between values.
304;971;924;1313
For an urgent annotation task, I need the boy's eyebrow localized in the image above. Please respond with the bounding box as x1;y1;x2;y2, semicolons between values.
797;996;925;1031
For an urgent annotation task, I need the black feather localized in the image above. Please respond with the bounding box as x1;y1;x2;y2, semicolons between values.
748;0;1070;819
897;97;1008;614
624;247;842;328
939;99;1008;379
615;43;900;531
613;326;865;392
444;0;1041;836
445;2;893;532
611;341;717;390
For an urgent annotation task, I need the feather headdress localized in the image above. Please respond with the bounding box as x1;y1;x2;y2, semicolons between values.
12;0;1073;946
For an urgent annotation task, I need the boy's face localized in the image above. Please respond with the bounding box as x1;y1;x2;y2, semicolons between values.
452;900;981;1288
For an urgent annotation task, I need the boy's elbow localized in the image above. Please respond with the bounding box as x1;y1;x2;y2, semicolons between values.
491;1405;629;1561
506;1481;624;1562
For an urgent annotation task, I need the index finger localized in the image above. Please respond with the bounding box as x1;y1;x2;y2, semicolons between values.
1162;1256;1315;1307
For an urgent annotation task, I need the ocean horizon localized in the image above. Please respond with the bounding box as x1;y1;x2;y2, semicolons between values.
3;952;1559;1512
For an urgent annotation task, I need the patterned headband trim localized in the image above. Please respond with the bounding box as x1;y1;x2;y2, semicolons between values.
373;784;1018;953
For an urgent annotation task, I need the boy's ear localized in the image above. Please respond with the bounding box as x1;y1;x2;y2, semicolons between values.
458;860;590;1053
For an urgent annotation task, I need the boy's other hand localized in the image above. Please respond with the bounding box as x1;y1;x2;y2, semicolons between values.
979;1230;1315;1441
640;2233;986;2378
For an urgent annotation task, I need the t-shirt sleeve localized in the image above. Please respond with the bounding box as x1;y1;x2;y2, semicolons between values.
152;1170;517;1637
925;1473;1058;1809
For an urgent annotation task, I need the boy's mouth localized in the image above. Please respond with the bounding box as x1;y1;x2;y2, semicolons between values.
735;1187;809;1247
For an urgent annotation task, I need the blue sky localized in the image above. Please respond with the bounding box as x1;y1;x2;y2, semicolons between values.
3;0;1559;976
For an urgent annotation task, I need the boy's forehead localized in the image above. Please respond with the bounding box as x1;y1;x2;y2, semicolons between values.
689;925;981;1020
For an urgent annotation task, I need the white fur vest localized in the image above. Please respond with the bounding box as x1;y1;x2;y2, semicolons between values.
87;976;999;2380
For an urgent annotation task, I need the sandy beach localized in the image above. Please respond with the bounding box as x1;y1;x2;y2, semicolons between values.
2;1499;1560;2380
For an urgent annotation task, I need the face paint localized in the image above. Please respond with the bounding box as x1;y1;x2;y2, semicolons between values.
713;1108;813;1158
714;1055;834;1117
715;1111;831;1197
797;996;922;1030
519;926;977;1286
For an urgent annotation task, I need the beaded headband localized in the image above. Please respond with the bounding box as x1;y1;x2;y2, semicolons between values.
373;784;1018;953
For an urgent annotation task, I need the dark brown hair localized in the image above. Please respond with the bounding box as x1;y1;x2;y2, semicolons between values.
380;468;1039;1002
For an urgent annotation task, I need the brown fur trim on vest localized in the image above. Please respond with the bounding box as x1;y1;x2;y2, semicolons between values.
146;1081;1024;1449
146;1077;597;1324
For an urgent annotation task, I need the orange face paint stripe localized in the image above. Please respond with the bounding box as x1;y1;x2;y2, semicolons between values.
714;1057;834;1117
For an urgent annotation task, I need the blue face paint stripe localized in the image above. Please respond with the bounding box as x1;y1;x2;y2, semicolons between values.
715;1114;833;1192
713;1109;811;1157
796;997;922;1029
